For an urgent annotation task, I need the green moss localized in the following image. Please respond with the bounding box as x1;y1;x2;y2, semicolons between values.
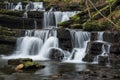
83;21;109;31
23;61;40;69
70;23;82;29
58;20;72;28
70;14;80;22
0;9;24;17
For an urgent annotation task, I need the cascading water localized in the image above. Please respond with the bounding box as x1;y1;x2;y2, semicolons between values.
6;2;14;10
34;19;37;29
64;30;90;63
23;11;28;18
13;2;22;11
93;32;111;64
25;1;44;11
97;32;104;41
43;11;77;29
2;30;59;60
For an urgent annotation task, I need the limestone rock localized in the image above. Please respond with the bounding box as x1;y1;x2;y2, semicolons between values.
15;64;24;71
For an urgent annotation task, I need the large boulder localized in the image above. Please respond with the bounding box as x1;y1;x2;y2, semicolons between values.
49;48;64;61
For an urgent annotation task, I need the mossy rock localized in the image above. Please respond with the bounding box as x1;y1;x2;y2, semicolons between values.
0;9;24;17
70;14;80;22
15;61;45;71
70;23;82;29
58;20;72;28
83;21;109;31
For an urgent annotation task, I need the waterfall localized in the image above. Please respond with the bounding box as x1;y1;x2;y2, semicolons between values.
33;2;44;11
23;11;28;18
93;32;111;64
6;2;11;9
34;19;37;29
6;2;14;10
64;30;90;63
2;29;59;60
37;37;59;60
49;7;56;11
97;32;104;41
25;1;44;11
13;2;22;11
43;11;77;29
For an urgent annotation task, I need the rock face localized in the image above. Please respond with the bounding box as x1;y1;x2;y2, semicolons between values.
98;56;109;65
103;31;120;43
83;42;104;62
0;27;23;55
84;31;120;65
57;29;72;51
0;11;44;29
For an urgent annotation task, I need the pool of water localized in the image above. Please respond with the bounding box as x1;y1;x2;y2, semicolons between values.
0;58;120;80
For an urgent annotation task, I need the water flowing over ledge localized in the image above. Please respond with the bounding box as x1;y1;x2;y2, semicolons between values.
2;29;112;65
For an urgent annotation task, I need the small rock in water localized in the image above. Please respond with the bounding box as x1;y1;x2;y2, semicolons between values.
15;64;24;71
15;61;45;71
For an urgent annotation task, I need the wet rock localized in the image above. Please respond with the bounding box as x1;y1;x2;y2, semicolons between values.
98;56;109;65
8;58;33;65
15;61;45;71
103;31;120;43
113;75;120;79
110;43;120;55
83;42;103;62
109;54;120;66
49;48;64;61
90;31;98;41
57;29;72;51
0;15;43;29
0;76;4;80
89;71;99;77
0;44;15;55
102;75;107;78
